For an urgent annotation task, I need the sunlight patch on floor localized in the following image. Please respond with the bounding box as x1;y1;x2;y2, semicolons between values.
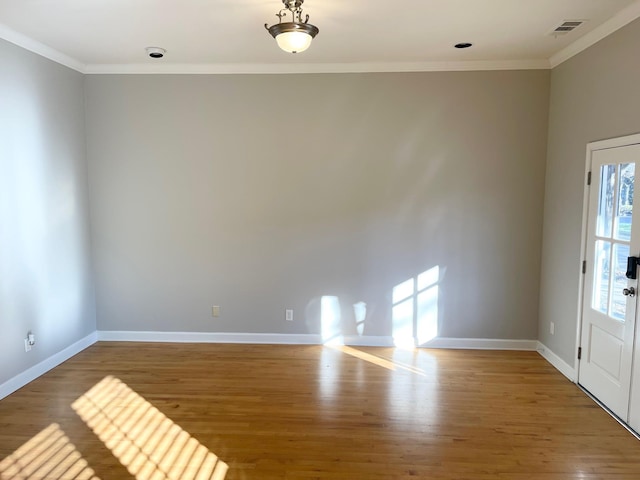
71;376;228;480
331;345;426;376
0;423;99;480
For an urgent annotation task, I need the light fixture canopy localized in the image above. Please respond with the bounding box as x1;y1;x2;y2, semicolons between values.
265;0;319;54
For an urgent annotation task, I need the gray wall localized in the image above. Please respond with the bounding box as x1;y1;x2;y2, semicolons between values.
86;71;549;340
0;39;96;384
540;18;640;364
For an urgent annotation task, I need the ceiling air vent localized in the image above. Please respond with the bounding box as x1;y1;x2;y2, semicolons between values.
549;20;586;36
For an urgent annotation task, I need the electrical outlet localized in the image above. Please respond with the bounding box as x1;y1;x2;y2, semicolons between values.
212;305;220;317
24;339;31;352
550;322;555;335
285;309;293;321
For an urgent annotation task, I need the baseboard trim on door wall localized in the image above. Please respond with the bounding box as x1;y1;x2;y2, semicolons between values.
0;332;98;401
423;337;538;350
536;341;577;382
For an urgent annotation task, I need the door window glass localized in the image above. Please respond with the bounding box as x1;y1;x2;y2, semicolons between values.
597;165;616;238
614;163;634;241
611;243;630;320
593;240;611;315
592;163;635;322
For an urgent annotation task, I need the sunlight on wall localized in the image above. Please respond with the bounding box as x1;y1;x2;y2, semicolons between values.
320;297;370;345
353;301;367;336
392;278;415;349
71;376;228;480
321;296;343;345
416;267;439;345
392;266;440;349
0;423;99;480
320;267;439;348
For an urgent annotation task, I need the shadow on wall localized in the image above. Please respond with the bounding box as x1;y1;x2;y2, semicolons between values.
306;265;444;347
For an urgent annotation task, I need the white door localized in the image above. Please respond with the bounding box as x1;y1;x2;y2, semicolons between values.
579;144;640;421
631;341;640;432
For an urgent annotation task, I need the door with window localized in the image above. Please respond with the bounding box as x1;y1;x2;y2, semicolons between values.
580;143;640;423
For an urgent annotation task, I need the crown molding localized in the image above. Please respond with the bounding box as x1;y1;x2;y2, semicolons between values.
0;20;550;75
82;59;550;75
0;22;85;72
549;0;640;68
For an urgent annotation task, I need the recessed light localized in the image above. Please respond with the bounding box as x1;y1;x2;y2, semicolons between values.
454;43;473;49
146;47;166;59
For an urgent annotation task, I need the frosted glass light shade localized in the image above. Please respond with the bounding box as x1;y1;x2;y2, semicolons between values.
266;21;319;54
276;31;313;53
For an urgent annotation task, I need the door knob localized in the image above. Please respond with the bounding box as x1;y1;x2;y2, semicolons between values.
623;287;636;297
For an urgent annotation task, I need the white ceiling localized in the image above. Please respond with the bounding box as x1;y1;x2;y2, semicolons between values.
1;0;640;74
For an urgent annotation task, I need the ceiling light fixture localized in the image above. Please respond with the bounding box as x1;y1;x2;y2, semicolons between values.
265;0;319;54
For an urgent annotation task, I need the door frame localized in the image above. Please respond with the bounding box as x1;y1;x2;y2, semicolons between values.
576;132;640;381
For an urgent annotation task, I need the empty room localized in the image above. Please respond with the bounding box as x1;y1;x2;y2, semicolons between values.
2;0;640;478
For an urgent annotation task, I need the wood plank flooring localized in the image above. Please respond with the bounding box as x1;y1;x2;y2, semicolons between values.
0;343;638;479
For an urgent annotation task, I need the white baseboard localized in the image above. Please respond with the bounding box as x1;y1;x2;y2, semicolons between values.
97;331;393;345
97;331;324;344
341;335;395;347
0;331;544;400
536;341;577;382
0;332;98;401
422;337;538;350
97;331;537;350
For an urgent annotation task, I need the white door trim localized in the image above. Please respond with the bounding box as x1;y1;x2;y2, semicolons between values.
576;133;640;382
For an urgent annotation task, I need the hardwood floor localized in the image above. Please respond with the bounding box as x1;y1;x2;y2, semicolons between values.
0;343;638;479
